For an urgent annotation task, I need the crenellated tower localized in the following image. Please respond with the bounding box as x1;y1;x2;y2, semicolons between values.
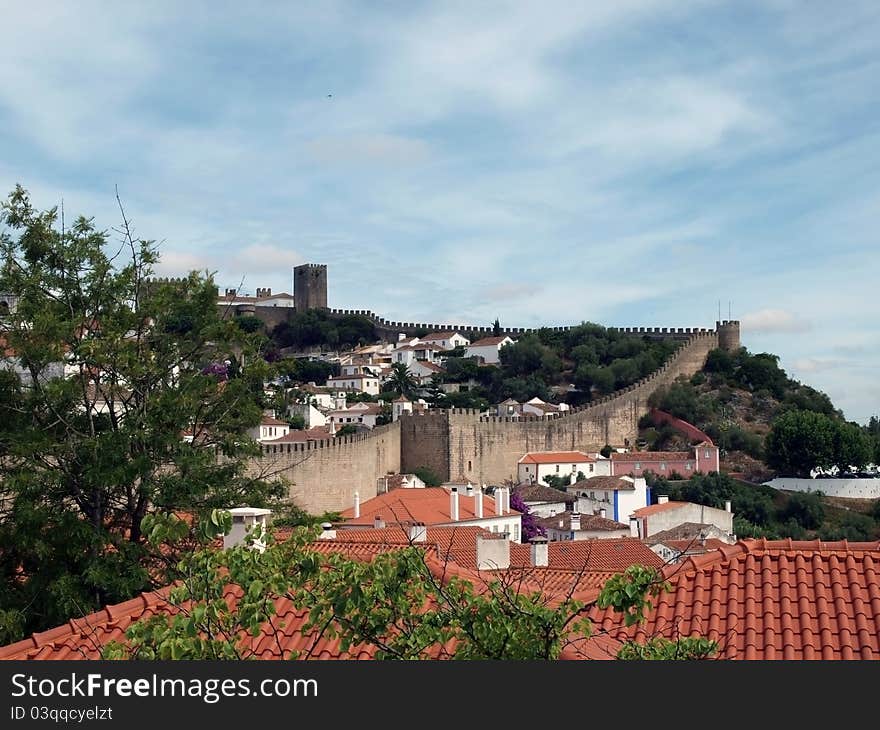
293;263;328;311
716;320;741;352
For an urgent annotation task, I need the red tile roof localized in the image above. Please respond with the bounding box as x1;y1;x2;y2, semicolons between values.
264;427;331;443
519;451;595;464
581;539;880;660
611;451;692;462
339;487;515;527
468;336;511;347
632;501;688;517
662;538;729;553
420;332;463;340
572;475;635;491
536;512;629;533
260;416;288;426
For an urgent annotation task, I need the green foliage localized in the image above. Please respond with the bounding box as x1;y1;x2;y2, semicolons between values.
778;491;825;530
287;413;306;430
600;444;613;458
412;466;443;487
766;410;872;477
616;636;717;660
271;311;375;351
384;362;418;398
335;424;359;437
104;515;714;661
542;474;571;490
275;358;339;385
234;316;263;334
492;318;502;337
0;186;284;640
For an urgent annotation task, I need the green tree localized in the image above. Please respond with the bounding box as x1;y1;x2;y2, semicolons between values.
0;186;284;639
765;410;837;477
492;318;501;337
412;466;442;486
385;362;418;398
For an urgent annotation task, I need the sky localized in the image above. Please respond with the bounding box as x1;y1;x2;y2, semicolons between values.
1;1;877;423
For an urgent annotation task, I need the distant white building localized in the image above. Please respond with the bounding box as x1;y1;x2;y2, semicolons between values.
417;332;471;350
287;402;327;428
631;496;734;539
566;475;649;523
248;415;290;442
517;451;597;486
326;373;380;395
327;402;384;429
465;336;514;365
392;395;429;421
521;397;570;418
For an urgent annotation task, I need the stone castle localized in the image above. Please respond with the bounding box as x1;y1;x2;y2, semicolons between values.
223;264;742;514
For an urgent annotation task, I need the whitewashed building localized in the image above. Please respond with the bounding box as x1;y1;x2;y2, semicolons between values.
464;336;514;364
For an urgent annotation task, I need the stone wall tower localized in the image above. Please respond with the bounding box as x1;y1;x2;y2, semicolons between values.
716;320;741;352
293;264;328;311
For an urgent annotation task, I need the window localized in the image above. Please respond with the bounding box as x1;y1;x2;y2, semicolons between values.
635;462;641;470
513;524;520;542
571;464;576;471
660;462;666;471
589;464;594;472
492;525;498;533
705;449;711;458
686;462;692;470
467;460;472;471
555;465;560;473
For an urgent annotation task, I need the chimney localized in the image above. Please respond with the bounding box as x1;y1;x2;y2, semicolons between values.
353;491;360;519
569;472;577;485
599;507;607;519
318;521;336;540
450;487;459;522
558;518;564;528
530;535;549;567
503;488;510;514
407;522;427;543
476;533;510;570
374;514;385;529
495;488;504;516
398;333;406;341
570;513;581;531
658;495;669;505
466;483;474;497
223;507;272;552
725;500;732;513
475;486;483;519
629;516;640;538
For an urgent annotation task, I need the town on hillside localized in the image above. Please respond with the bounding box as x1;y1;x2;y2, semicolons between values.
1;227;878;664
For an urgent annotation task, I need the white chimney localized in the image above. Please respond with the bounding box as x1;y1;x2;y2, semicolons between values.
466;483;474;497
569;472;577;485
658;495;669;505
503;487;510;514
374;514;385;529
530;535;549;567
725;500;732;513
476;533;510;570
629;516;640;538
495;489;504;516
475;487;483;519
223;507;272;552
558;518;564;528
407;522;427;543
450;487;459;522
570;513;581;532
318;521;336;540
398;333;406;341
353;491;360;518
599;508;606;519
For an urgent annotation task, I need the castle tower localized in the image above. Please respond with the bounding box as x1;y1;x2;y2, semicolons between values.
293;264;328;311
716;320;741;352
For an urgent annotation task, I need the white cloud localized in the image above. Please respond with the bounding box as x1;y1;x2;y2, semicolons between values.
741;308;812;334
307;134;431;165
790;357;846;373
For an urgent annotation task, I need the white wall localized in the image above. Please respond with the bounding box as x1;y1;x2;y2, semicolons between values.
518;460;593;484
763;478;880;499
438;514;522;543
327;376;380;395
465;343;504;364
545;526;630;541
525;500;568;518
288;403;327;428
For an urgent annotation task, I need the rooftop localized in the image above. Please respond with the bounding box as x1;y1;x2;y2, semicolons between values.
611;451;693;462
519;451;595;465
536;511;630;533
468;336;511;347
571;475;636;492
339;487;516;527
632;501;689;517
511;483;573;504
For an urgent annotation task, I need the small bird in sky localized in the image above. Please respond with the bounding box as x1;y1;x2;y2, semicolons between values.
327;93;332;98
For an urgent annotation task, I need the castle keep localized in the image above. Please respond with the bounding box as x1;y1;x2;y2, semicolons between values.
221;264;740;513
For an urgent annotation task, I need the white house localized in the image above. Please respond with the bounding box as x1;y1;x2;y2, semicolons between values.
409;360;444;383
521;397;570;418
392;395;429;421
538;511;631;542
248;415;290;442
566;475;649;523
465;335;514;364
340;363;380;377
326;373;380;395
327;402;384;429
646;523;736;563
339;485;523;543
495;398;522;417
517;451;597;486
417;331;470;350
299;384;348;411
287;402;327;428
392;343;442;366
377;473;428;492
631;496;734;539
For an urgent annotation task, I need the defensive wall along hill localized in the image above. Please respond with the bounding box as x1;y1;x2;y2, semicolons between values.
400;330;720;487
245;421;401;515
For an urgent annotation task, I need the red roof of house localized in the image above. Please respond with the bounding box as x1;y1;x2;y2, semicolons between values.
468;336;510;347
632;501;688;517
581;539;880;660
611;451;692;462
420;332;462;341
339;487;515;527
264;427;331;443
662;538;729;553
260;416;288;426
519;451;594;464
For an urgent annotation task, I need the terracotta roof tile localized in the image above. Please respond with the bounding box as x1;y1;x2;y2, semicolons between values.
611;451;693;462
632;501;688;517
571;475;635;491
512;484;573;503
468;336;511;346
339;487;516;526
519;451;595;464
536;512;629;533
579;538;880;660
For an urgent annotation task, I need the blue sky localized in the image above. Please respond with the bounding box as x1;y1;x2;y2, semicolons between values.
1;1;878;423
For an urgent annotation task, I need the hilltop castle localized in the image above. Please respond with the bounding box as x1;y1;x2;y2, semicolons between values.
221;264;741;514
